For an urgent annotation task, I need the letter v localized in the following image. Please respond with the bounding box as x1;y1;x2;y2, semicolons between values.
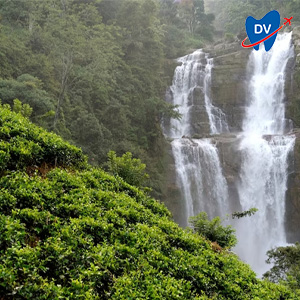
263;24;272;34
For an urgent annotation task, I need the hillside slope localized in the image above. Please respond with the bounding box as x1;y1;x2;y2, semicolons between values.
0;106;296;299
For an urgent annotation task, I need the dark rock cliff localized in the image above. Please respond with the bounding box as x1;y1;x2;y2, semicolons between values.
210;45;251;132
285;27;300;242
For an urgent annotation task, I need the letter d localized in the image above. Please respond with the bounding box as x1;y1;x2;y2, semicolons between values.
254;24;263;34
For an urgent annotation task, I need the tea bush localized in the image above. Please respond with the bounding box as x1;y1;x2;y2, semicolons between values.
0;109;297;299
0;105;87;172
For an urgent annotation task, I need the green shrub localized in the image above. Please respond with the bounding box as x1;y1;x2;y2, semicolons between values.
0;167;296;299
224;32;235;42
107;151;149;188
0;105;87;172
13;98;33;118
0;109;297;299
189;212;237;249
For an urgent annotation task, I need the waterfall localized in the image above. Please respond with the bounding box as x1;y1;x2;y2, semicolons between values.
243;33;294;135
165;50;228;138
165;50;229;225
171;138;229;223
236;33;295;275
204;58;229;135
165;33;295;276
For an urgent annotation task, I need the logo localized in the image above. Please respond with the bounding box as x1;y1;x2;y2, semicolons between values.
241;10;293;51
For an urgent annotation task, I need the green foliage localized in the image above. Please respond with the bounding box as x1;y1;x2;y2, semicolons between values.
264;242;300;293
0;105;87;172
0;75;55;120
160;0;214;57
206;0;291;35
0;0;216;197
232;208;258;219
189;212;237;249
0;105;297;299
189;208;258;250
13;98;33;118
224;32;235;43
287;0;300;24
177;0;214;40
107;151;149;188
1;169;294;299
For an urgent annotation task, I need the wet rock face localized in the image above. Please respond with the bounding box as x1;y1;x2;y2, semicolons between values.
188;86;211;135
164;134;243;225
210;45;251;132
189;105;211;136
285;29;300;242
162;141;188;227
215;134;243;211
286;132;300;242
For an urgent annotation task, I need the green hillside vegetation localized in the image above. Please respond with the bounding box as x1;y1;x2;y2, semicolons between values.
205;0;300;35
0;0;215;197
0;102;87;174
0;107;298;299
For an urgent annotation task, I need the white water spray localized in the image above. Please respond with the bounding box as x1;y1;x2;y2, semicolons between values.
243;33;294;135
166;50;228;138
204;58;229;134
171;138;229;223
165;50;229;225
236;33;295;275
165;34;295;276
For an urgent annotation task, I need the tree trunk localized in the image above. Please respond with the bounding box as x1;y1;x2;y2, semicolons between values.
53;52;73;129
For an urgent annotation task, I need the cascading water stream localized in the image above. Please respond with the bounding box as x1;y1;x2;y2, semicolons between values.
235;33;295;275
165;50;229;225
204;58;229;135
171;138;228;223
165;33;295;276
243;33;294;135
165;50;228;138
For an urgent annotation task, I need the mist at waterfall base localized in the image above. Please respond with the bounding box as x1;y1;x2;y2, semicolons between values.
164;33;295;276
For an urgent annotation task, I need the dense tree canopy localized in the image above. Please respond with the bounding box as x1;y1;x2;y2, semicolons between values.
0;0;215;195
264;243;300;295
205;0;297;35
